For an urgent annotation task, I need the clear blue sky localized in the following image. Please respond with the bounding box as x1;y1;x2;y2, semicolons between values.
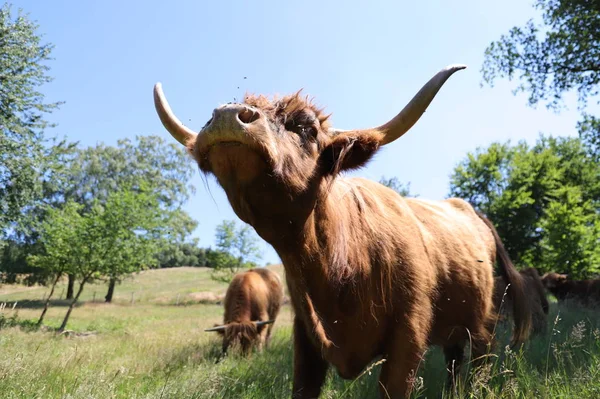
13;0;588;264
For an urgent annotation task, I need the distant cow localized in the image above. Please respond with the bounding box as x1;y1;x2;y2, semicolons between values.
541;272;600;307
153;64;531;398
205;268;284;355
493;267;549;336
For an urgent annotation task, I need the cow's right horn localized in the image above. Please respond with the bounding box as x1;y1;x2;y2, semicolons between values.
253;320;275;327
204;324;228;332
153;82;198;146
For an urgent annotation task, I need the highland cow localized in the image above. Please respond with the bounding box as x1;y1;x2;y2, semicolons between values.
153;64;531;398
205;268;284;355
542;272;600;307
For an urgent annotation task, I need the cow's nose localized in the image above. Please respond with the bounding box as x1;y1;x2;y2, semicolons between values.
212;104;261;126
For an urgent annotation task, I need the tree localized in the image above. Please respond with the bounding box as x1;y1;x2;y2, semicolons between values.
0;3;78;289
449;134;600;277
578;114;600;161
482;0;600;171
47;136;197;301
482;0;600;111
66;136;195;211
153;208;201;269
539;186;600;279
211;220;262;282
100;186;165;303
156;241;208;268
31;187;165;331
27;202;83;325
71;136;195;301
0;3;63;236
378;176;415;197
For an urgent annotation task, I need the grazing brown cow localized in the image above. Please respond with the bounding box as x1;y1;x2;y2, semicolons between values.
205;268;284;355
541;272;600;307
153;64;531;399
493;267;549;336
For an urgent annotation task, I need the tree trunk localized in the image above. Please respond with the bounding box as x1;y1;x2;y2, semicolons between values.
66;274;75;299
105;277;116;303
37;273;61;326
58;277;88;332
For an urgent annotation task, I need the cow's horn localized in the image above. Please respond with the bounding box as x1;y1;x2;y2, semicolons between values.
330;64;467;145
204;324;228;332
153;82;198;146
253;320;275;327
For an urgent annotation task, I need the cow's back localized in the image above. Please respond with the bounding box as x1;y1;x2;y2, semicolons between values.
249;267;284;319
331;178;499;346
224;269;273;323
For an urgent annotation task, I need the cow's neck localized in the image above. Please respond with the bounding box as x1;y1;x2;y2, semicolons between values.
223;175;364;299
224;176;373;353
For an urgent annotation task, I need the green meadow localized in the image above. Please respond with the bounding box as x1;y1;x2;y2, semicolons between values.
1;266;600;398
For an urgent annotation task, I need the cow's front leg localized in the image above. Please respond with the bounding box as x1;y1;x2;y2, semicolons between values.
292;316;329;399
379;308;431;399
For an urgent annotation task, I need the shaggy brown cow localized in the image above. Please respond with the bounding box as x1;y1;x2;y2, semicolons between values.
493;267;549;336
153;64;531;399
541;272;600;307
206;267;284;355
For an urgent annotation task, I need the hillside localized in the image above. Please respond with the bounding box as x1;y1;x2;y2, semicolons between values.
0;264;285;305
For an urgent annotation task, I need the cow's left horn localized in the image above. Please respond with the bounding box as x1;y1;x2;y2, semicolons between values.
330;64;466;145
253;320;275;327
204;324;228;332
153;82;198;146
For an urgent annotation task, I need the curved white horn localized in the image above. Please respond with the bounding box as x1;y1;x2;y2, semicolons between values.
329;64;467;144
253;320;275;327
204;324;228;332
153;82;198;146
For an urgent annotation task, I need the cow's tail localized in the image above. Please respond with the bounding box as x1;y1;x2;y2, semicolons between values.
476;211;532;346
522;267;550;315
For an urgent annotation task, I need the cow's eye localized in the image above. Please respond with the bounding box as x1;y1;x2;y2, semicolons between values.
286;121;316;139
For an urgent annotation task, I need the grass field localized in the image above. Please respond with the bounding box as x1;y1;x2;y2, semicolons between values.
1;266;600;398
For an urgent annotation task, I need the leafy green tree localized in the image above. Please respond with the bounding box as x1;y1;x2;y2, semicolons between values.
482;0;600;176
156;241;208;268
66;136;195;211
482;0;600;111
539;186;600;278
0;240;42;279
28;202;82;325
211;220;262;283
153;208;202;269
55;136;196;300
378;176;415;197
578;114;600;161
449;135;600;277
99;186;165;303
0;3;65;236
32;187;165;331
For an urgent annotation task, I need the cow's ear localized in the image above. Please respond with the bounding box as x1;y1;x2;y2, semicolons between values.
319;131;381;175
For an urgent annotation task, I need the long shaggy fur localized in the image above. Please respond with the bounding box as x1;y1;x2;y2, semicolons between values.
216;268;284;356
170;90;532;399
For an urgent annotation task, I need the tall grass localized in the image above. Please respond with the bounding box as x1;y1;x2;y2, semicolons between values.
1;269;600;398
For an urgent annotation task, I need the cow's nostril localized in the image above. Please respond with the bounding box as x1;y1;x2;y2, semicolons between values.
238;108;260;124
